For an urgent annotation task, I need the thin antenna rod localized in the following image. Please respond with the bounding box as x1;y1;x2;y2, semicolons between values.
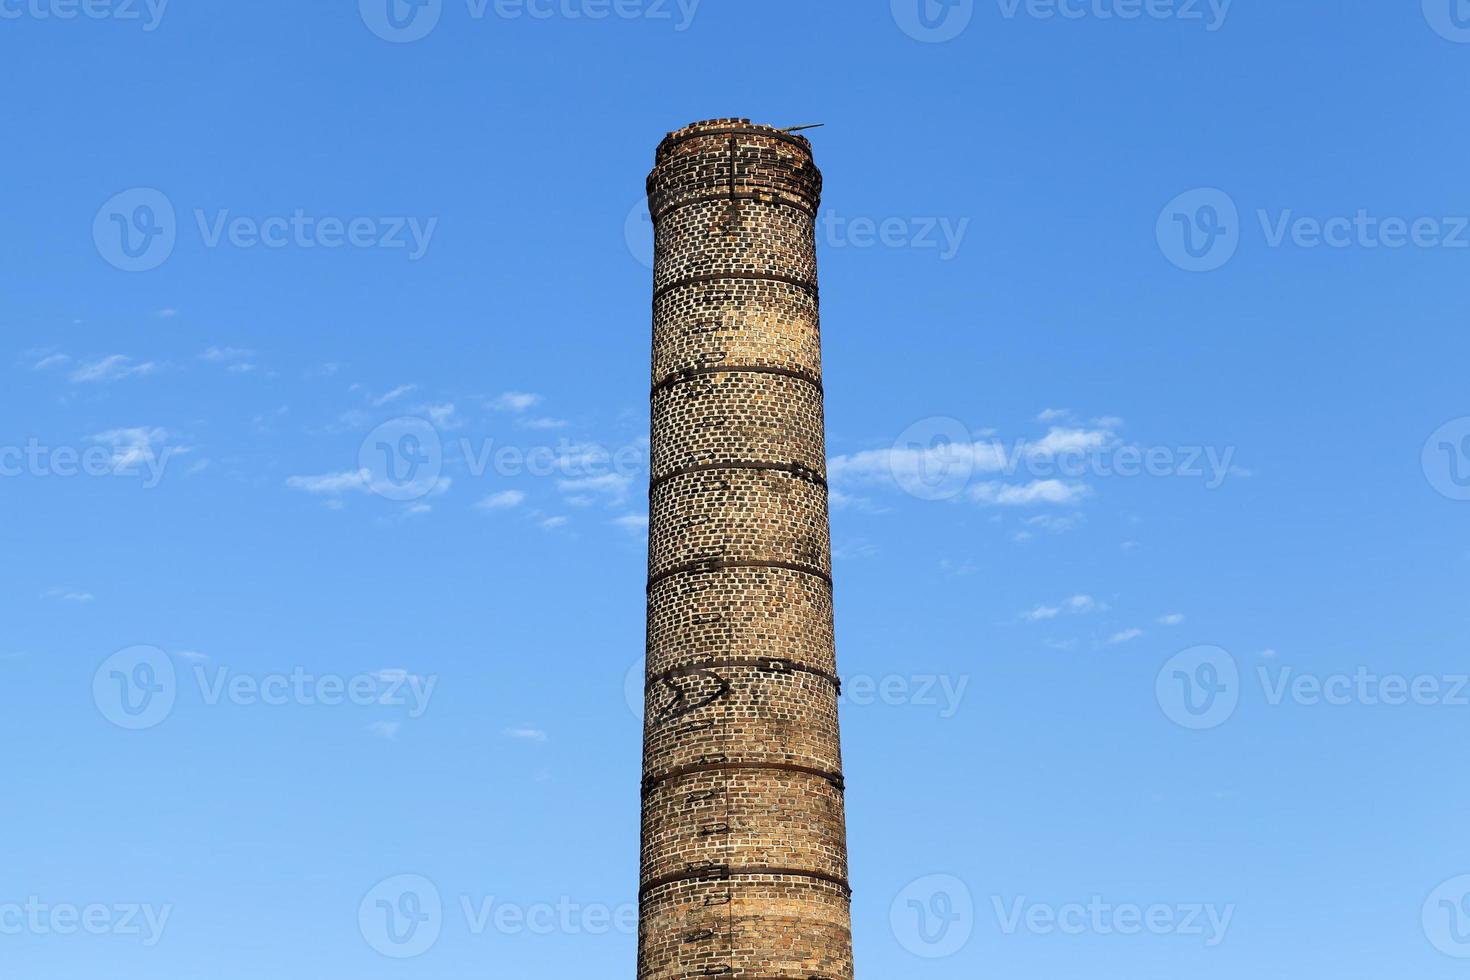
779;123;825;133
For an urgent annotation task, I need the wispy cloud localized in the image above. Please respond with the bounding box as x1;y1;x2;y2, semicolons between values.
372;384;417;407
504;726;548;742
1157;613;1186;625
828;422;1116;509
558;472;631;506
367;721;401;740
200;347;257;370
1108;628;1144;645
286;469;370;495
418;402;457;428
613;513;649;530
46;588;95;603
493;392;541;413
1022;594;1104;622
538;515;568;530
477;490;526;510
31;353;69;372
969;479;1089;506
71;354;157;383
89;427;183;472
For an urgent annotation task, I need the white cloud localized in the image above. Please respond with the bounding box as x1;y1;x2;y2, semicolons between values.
31;353;69;372
70;354;157;383
504;726;548;742
286;469;370;495
200;347;257;374
1023;594;1102;622
420;402;457;427
477;490;526;510
1108;628;1144;645
90;427;179;471
367;721;401;740
1029;426;1115;456
521;417;569;430
1157;613;1186;625
155;308;179;318
493;392;541;413
558;473;631;503
46;588;94;603
614;513;649;530
201;346;254;363
827;420;1119;511
1037;408;1071;422
1025;513;1084;534
970;480;1089;506
372;384;417;407
176;651;209;662
538;516;568;530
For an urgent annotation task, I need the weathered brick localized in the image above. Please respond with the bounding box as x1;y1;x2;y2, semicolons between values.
639;118;854;980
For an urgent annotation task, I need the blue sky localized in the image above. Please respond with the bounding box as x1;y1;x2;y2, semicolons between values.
4;2;1470;978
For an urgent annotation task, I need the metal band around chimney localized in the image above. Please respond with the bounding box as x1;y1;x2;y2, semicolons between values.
647;658;841;694
651;191;818;226
654;272;819;303
642;761;846;797
647;558;832;592
651;363;824;397
648;460;827;495
639;865;852;900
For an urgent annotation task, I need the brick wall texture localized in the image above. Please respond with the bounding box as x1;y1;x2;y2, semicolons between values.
638;119;854;980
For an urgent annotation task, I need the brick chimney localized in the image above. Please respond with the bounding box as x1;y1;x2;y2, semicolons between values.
638;119;854;980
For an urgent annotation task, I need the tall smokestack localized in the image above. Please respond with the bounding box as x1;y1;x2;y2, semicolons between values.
638;119;854;980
